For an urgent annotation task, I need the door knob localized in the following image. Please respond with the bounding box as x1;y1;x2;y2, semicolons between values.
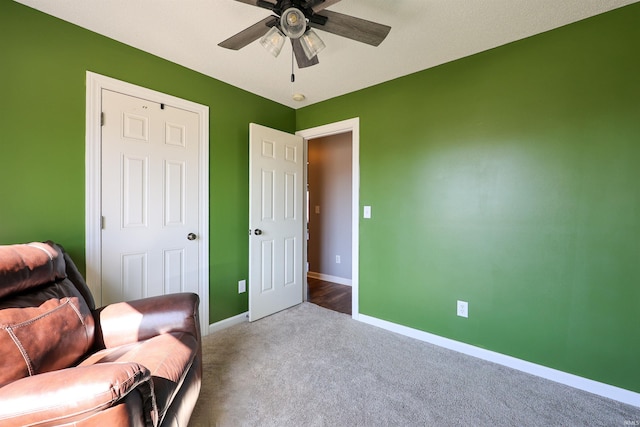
187;233;197;240
254;229;263;236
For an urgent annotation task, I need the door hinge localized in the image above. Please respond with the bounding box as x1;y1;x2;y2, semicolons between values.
100;112;105;126
101;216;105;230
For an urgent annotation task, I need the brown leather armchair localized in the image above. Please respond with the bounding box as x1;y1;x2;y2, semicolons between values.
0;242;202;426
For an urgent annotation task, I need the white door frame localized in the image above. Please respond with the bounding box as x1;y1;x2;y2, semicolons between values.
297;118;360;318
85;71;210;334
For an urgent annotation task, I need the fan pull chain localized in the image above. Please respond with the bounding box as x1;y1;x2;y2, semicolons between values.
291;48;295;83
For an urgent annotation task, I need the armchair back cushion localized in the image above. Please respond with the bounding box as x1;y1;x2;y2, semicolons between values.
0;243;95;387
0;242;66;298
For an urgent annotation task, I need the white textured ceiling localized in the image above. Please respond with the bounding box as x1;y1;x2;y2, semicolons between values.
14;0;639;108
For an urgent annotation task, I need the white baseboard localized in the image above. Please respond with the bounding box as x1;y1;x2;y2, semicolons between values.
208;311;248;334
357;314;640;408
307;271;352;286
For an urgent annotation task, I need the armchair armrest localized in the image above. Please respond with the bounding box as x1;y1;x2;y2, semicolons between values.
0;363;157;427
93;292;200;349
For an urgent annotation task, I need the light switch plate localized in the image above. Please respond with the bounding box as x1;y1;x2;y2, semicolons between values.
363;206;372;219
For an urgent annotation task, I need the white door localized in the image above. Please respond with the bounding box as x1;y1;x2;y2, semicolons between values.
249;123;304;321
101;89;200;305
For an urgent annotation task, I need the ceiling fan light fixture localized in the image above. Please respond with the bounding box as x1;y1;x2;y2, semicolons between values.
300;29;326;60
280;7;306;39
260;26;286;57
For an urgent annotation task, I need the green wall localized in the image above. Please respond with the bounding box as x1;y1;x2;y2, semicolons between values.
297;3;640;393
0;0;295;323
2;0;639;395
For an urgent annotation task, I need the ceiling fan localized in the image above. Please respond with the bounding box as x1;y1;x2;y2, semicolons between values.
219;0;391;69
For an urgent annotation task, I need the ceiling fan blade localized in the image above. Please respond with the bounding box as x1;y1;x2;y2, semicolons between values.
309;0;342;13
218;16;278;50
291;38;319;68
309;10;391;47
233;0;276;7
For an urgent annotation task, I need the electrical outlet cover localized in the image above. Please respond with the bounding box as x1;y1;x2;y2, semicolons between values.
457;300;468;318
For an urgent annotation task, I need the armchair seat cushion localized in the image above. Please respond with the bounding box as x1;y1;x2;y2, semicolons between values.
0;362;156;427
79;332;198;421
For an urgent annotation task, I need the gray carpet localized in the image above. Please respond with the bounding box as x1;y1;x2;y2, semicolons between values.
189;303;640;426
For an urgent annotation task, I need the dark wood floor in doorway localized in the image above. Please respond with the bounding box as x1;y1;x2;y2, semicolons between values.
307;277;352;315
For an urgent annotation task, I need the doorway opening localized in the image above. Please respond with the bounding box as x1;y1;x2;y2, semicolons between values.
298;118;359;318
306;132;353;315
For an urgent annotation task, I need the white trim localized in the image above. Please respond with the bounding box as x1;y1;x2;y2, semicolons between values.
85;71;210;335
307;271;352;287
358;314;640;408
208;312;249;334
297;118;360;319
